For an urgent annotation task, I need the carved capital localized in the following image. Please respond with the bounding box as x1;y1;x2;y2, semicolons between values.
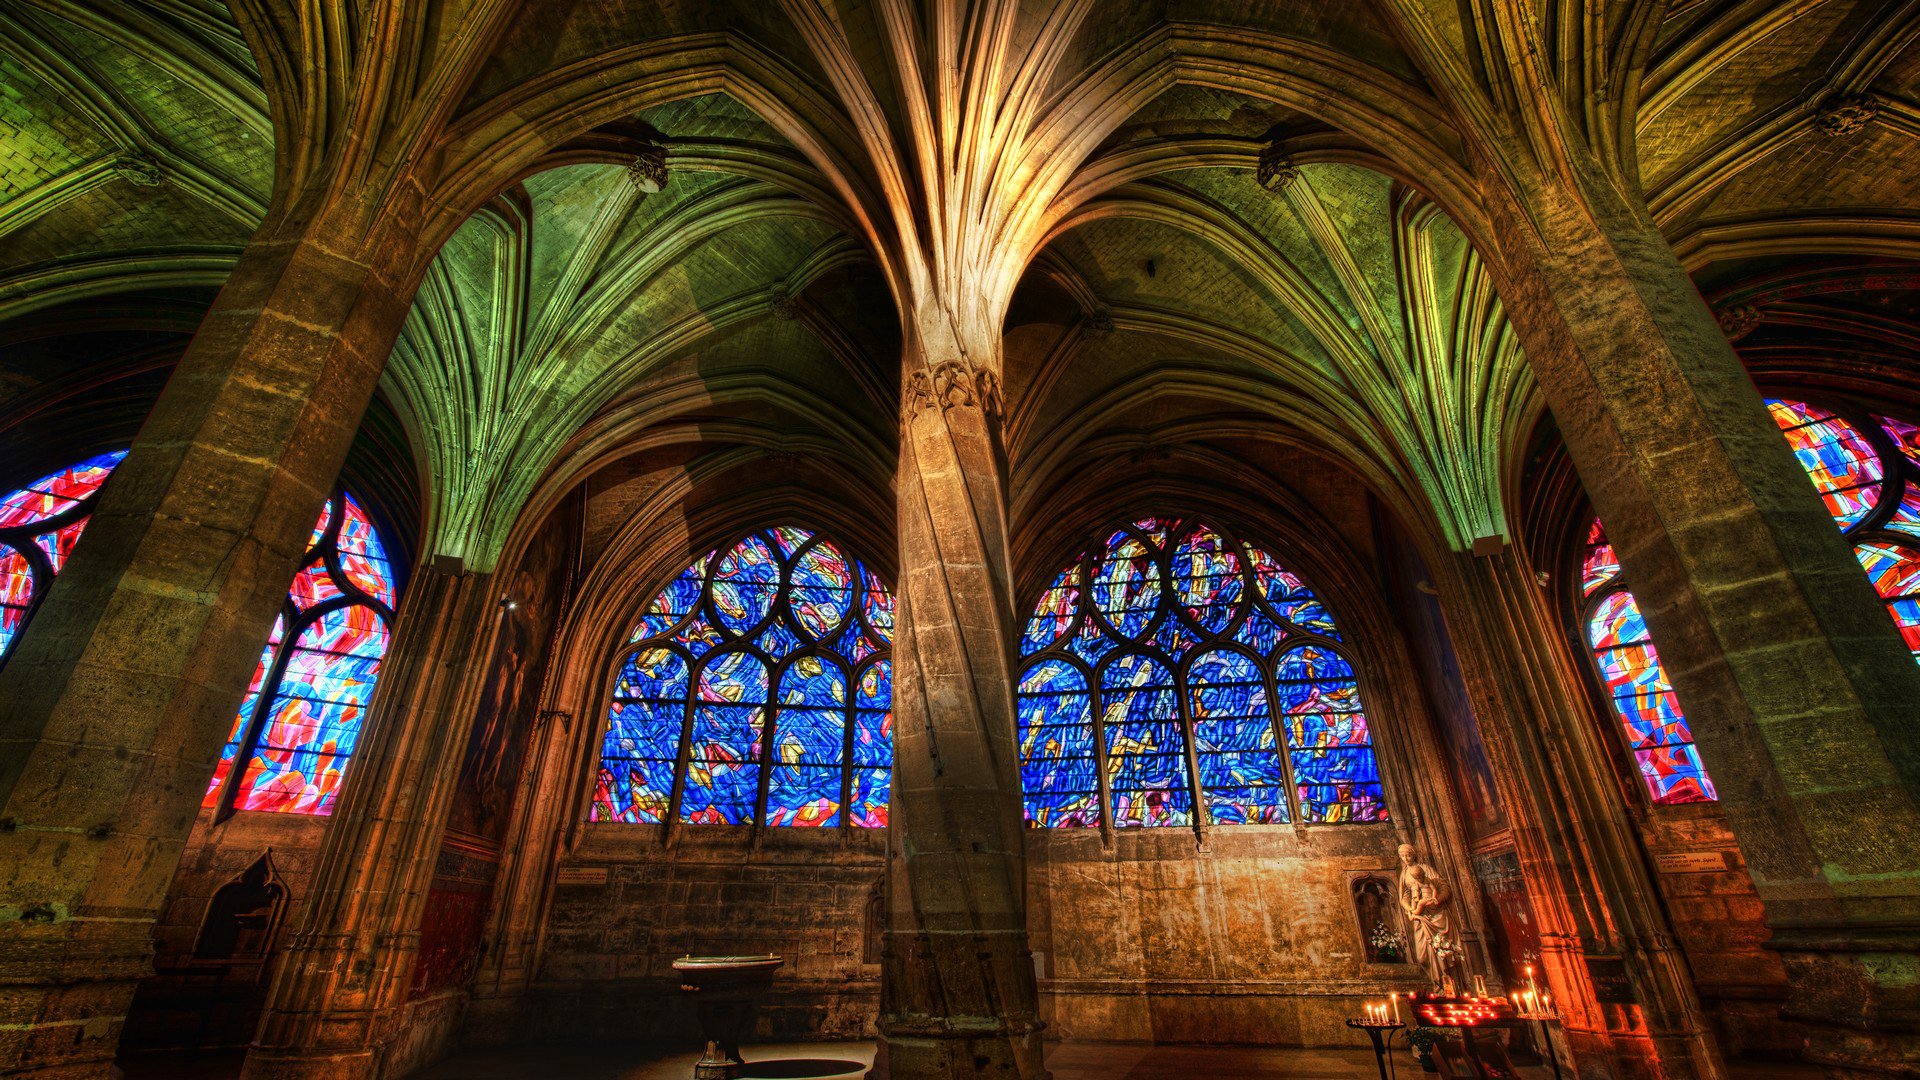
1716;303;1762;342
1815;94;1878;136
902;359;1002;421
1256;144;1299;192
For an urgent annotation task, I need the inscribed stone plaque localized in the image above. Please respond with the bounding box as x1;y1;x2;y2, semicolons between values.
1585;956;1636;1004
555;866;609;886
1654;851;1729;874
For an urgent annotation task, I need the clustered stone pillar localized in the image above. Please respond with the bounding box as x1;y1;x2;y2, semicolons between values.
1432;547;1724;1080
0;201;419;1079
876;338;1048;1080
1490;145;1920;1073
244;565;506;1079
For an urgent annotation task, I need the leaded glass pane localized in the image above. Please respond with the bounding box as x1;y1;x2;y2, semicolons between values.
598;528;893;827
1017;658;1101;827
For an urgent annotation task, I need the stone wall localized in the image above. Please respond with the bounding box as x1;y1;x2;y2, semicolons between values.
121;810;327;1054
525;823;1428;1049
1637;808;1794;1058
1027;825;1425;1044
525;825;888;1042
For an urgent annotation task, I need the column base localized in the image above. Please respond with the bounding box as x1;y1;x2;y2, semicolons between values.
869;1022;1050;1080
237;1046;377;1080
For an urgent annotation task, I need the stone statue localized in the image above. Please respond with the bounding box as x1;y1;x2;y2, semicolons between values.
1398;843;1462;989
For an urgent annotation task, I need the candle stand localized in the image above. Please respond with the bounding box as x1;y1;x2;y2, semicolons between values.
1513;1006;1563;1080
1345;1017;1405;1080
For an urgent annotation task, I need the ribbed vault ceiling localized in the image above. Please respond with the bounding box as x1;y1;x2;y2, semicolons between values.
0;0;1916;565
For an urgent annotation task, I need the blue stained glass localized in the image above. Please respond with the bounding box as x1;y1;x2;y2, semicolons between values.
1580;518;1716;805
1093;532;1161;639
1767;398;1882;528
636;557;708;640
1023;567;1079;655
1189;648;1288;824
1231;608;1287;655
1018;659;1101;827
1888;490;1920;541
597;527;893;826
1150;612;1202;657
1067;618;1119;665
711;535;780;634
1172;527;1244;633
755;619;803;662
849;767;890;827
863;567;895;644
791;539;855;639
1276;643;1387;823
769;525;814;559
1015;519;1387;829
1101;652;1190;827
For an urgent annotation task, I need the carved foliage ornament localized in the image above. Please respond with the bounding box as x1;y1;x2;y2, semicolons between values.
1716;304;1762;342
902;359;1002;420
1256;144;1299;192
625;143;668;193
1815;95;1879;137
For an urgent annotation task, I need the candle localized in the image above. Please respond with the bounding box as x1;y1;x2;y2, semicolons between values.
1392;992;1402;1025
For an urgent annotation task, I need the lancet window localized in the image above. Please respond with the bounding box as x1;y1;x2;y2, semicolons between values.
592;527;894;828
1017;517;1387;829
203;492;399;817
1577;520;1717;805
1572;396;1920;807
0;451;127;662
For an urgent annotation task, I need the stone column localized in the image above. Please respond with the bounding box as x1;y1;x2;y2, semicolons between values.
1432;547;1724;1080
1488;155;1920;1071
0;203;419;1078
876;341;1047;1080
242;566;505;1079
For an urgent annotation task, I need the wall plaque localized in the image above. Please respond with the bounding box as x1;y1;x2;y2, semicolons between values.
1654;851;1730;874
1585;956;1637;1004
555;866;608;886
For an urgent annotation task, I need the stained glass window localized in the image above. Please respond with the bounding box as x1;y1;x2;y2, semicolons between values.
1578;517;1716;805
203;492;399;816
1762;397;1920;663
592;527;893;828
0;451;128;663
1016;517;1388;829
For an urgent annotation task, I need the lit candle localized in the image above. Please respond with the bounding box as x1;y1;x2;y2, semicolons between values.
1392;992;1402;1025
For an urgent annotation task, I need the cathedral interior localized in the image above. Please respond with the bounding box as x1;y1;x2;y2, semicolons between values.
2;1;1920;1078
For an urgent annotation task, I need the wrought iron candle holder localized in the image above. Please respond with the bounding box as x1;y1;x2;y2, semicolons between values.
1348;999;1405;1080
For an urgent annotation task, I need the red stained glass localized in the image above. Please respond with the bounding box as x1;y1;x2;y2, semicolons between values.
1767;398;1882;528
203;494;398;816
1582;519;1715;805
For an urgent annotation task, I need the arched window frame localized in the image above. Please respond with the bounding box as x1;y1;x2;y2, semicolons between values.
0;450;128;664
1762;394;1920;661
1569;518;1716;807
592;525;894;831
205;486;400;821
1016;516;1390;832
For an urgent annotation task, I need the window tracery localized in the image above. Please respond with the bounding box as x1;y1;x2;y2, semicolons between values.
1017;517;1387;828
592;527;893;828
1765;398;1920;661
1577;519;1716;805
0;451;127;661
203;492;399;816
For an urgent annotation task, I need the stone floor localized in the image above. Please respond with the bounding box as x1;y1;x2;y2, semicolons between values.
121;1040;1831;1079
